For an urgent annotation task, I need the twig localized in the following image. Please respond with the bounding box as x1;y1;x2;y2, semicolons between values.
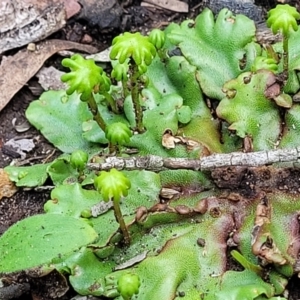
15;155;50;166
88;147;300;172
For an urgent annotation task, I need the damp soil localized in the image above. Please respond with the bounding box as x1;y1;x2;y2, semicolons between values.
1;0;300;299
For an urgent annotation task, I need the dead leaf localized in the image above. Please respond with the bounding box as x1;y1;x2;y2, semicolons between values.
86;47;112;62
12;118;31;133
162;132;182;149
36;66;68;91
243;135;254;153
142;0;188;12
162;131;201;150
0;169;18;200
0;39;98;112
114;251;148;270
160;187;180;199
0;0;81;54
251;195;287;265
4;138;35;159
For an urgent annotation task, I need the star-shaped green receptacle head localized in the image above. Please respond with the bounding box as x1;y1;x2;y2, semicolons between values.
70;150;88;172
251;56;278;73
117;273;140;300
105;122;132;146
61;54;111;101
110;32;157;74
267;4;300;37
94;168;131;203
149;29;166;50
111;60;130;82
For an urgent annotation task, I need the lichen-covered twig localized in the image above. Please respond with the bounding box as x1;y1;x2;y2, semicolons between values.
88;147;300;172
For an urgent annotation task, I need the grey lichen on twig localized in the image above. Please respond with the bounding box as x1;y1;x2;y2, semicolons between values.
87;147;300;172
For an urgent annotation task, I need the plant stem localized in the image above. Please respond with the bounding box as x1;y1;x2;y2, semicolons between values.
131;65;144;133
103;91;118;114
108;143;117;154
282;35;289;80
122;79;130;98
87;94;106;132
264;44;279;63
113;200;131;245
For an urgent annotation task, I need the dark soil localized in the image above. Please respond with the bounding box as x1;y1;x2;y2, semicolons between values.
1;0;300;299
